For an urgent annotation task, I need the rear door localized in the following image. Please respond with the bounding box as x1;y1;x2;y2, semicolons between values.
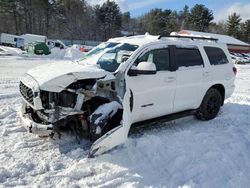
204;46;235;99
173;45;205;112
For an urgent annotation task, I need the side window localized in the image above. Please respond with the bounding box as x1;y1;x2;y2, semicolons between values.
137;48;170;71
55;42;61;47
204;46;229;65
176;48;203;68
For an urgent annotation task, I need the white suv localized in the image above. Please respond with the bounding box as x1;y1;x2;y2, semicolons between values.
20;34;236;156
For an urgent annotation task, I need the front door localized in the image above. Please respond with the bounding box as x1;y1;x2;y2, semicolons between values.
125;45;177;123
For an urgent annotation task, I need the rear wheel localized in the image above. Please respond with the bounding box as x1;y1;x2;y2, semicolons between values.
196;88;222;121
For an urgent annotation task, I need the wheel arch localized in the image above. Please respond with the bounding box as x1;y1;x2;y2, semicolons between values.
209;84;225;106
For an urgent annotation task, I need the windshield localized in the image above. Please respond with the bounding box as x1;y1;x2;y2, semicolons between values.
80;42;138;72
81;42;119;61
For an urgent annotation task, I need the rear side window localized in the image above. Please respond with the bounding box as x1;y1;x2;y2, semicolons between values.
176;48;203;68
137;48;170;71
204;47;229;65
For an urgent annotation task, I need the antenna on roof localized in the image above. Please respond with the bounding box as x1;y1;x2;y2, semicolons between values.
158;34;218;42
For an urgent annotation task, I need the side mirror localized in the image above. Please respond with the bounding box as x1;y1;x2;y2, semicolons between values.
128;61;157;76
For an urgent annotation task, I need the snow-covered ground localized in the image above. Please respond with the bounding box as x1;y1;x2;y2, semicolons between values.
0;56;250;188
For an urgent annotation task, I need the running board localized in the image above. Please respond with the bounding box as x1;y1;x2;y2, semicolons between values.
129;109;196;134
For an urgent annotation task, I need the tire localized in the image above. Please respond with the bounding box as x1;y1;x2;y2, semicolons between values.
196;88;222;121
89;109;123;142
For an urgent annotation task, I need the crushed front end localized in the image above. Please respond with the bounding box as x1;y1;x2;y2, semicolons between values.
19;71;124;143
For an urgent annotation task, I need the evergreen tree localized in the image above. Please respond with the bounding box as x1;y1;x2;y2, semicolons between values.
242;20;250;43
189;4;213;32
226;12;241;38
121;12;132;34
179;5;190;30
60;0;93;40
122;12;130;28
140;8;171;35
166;11;178;34
95;0;122;40
208;21;226;34
0;0;22;34
0;0;248;42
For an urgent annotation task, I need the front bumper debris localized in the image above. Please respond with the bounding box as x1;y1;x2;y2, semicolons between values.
20;103;53;136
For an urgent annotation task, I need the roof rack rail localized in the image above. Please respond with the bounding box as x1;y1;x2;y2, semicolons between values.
158;35;218;42
126;34;135;37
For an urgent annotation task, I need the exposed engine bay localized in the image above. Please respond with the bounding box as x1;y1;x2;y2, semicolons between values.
20;76;124;143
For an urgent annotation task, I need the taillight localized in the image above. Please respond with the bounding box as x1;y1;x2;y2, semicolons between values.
233;67;237;75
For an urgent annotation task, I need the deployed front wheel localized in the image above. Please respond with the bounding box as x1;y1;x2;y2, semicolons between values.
196;88;222;121
89;101;123;141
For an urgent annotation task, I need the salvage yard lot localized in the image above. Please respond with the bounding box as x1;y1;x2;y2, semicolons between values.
0;56;250;188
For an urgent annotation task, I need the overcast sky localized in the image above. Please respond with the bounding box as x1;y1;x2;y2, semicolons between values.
87;0;250;22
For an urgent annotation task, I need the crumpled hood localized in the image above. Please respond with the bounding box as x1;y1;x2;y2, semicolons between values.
23;61;109;92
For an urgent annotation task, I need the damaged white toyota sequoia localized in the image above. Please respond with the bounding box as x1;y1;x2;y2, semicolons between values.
20;34;236;156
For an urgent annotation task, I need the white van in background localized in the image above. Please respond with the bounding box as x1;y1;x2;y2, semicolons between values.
21;34;47;45
0;33;20;47
0;33;67;51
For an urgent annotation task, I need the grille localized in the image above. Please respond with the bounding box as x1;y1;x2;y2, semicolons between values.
19;82;34;105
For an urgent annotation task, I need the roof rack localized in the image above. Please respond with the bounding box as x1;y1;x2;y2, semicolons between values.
159;35;218;42
125;34;135;37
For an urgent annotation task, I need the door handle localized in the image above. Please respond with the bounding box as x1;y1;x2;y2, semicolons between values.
165;77;176;83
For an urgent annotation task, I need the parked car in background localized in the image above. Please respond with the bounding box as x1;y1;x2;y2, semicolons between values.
240;53;250;61
230;52;250;64
47;40;66;50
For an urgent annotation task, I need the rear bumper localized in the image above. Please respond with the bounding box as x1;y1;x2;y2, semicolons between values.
225;83;235;100
20;103;53;136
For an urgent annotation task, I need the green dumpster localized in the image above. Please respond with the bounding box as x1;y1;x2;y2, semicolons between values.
34;42;50;55
25;42;51;55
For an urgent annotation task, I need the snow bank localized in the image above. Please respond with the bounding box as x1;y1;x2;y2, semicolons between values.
0;44;91;60
64;44;87;60
0;45;26;56
47;44;89;60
